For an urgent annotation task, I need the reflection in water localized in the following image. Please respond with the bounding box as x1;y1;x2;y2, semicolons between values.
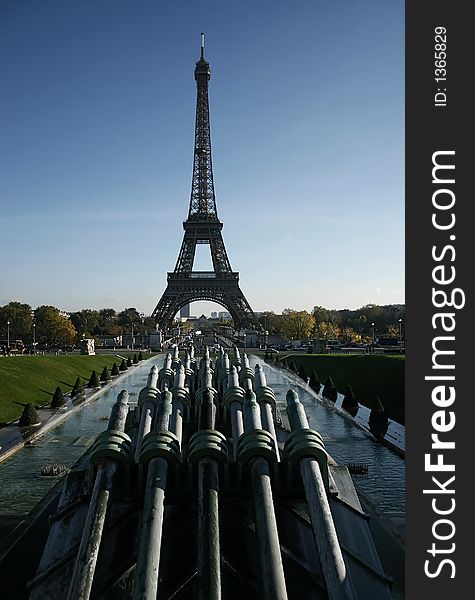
0;354;405;536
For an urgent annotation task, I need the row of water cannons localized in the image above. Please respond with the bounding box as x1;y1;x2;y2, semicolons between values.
63;345;358;600
265;353;390;438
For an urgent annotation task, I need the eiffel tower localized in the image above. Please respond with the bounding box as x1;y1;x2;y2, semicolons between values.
152;35;255;329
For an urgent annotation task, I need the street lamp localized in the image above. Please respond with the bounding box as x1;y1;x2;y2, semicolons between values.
265;330;268;350
371;322;375;345
33;323;36;354
131;323;135;351
7;320;10;349
398;318;403;353
244;333;247;353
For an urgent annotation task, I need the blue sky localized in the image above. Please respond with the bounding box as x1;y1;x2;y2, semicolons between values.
0;0;404;316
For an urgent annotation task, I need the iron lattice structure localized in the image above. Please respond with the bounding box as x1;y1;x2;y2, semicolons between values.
152;38;254;329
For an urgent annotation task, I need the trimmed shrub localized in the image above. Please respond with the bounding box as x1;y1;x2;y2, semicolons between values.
100;366;111;382
369;397;388;425
71;377;84;398
342;385;359;417
119;359;128;372
133;353;138;364
126;356;132;368
88;370;100;388
298;364;307;380
138;352;144;361
51;386;65;409
369;396;389;439
19;403;41;427
309;371;320;391
322;377;337;402
111;362;120;376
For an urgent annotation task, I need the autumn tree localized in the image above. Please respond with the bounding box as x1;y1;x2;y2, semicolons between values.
281;309;315;340
34;305;77;347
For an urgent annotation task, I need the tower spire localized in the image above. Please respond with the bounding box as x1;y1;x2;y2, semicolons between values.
201;32;205;59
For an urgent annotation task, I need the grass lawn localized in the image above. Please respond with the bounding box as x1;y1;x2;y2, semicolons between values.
273;353;405;424
0;353;144;424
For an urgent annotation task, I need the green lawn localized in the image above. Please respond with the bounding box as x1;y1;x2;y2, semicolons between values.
0;354;142;424
274;353;405;424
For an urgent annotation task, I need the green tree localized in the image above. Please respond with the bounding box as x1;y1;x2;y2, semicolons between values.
88;370;100;388
117;308;142;332
19;403;41;426
0;302;33;339
100;366;111;382
51;386;65;408
71;377;84;398
111;362;120;376
69;309;101;337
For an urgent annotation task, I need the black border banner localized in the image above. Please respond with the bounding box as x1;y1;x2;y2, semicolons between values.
406;1;471;597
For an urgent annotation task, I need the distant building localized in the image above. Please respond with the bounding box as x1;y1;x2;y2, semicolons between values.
210;311;218;318
180;304;191;318
218;311;231;320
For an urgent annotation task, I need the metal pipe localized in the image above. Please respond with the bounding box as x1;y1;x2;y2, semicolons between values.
132;457;168;600
156;390;173;432
195;385;221;599
134;367;160;463
197;457;221;600
243;390;262;431
67;391;129;600
286;390;355;600
147;364;159;389
241;388;287;599
134;405;154;463
133;382;180;599
255;365;280;461
226;366;244;459
250;457;288;600
229;401;244;459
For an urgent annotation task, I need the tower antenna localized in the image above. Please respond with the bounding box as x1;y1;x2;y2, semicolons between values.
201;32;205;58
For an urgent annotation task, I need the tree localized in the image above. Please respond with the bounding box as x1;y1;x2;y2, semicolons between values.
0;302;33;339
51;386;65;408
70;309;101;337
34;305;77;347
117;308;142;332
88;370;100;388
71;377;84;398
111;362;120;376
387;324;400;337
19;403;41;426
313;321;341;341
100;366;111;382
339;327;361;344
281;309;315;340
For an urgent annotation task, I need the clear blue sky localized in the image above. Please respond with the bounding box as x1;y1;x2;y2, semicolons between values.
0;0;404;316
